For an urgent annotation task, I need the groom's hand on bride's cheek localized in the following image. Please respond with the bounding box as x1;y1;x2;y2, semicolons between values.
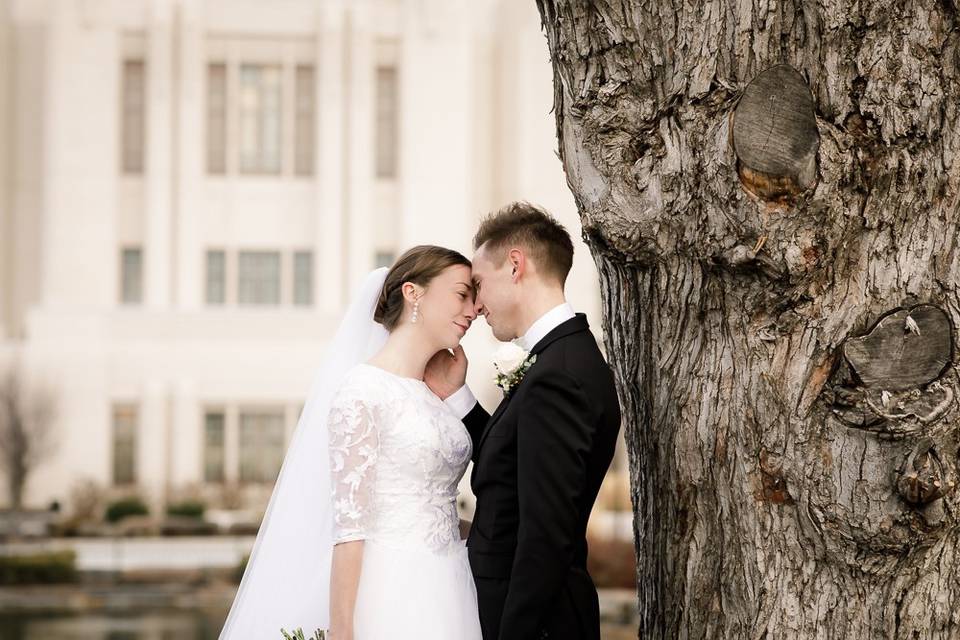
424;345;469;399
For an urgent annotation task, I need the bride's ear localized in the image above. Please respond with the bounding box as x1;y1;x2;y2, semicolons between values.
401;282;422;303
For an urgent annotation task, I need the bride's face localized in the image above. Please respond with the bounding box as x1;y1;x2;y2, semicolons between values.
417;264;477;349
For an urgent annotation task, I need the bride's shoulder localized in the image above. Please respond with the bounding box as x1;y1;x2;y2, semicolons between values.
330;364;382;401
337;363;374;388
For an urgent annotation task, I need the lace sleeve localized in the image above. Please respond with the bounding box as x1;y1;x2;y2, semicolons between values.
327;385;380;544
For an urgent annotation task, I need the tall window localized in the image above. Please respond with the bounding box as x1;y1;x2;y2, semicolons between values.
293;251;313;306
294;65;315;176
203;411;226;483
375;65;399;178
238;251;281;305
207;63;227;174
238;64;282;174
206;250;226;305
239;411;284;482
112;406;137;485
121;60;146;174
205;60;315;177
120;247;143;305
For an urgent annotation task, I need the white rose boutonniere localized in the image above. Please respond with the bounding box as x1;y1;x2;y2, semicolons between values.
493;342;537;395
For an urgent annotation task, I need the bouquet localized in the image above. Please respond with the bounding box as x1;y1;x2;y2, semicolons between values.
280;628;326;640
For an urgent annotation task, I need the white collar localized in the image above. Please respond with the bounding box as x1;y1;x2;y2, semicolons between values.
516;302;576;351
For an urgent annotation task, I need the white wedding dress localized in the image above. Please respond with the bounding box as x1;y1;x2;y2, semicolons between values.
328;363;482;639
219;268;481;640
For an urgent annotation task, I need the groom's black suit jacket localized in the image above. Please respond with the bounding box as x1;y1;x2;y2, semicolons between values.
463;314;621;640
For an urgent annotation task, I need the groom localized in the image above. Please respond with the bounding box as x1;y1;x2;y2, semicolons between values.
425;202;621;640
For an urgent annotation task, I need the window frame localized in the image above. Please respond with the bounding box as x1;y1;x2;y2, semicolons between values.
111;404;138;486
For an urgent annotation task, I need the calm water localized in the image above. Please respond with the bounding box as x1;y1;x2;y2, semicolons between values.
0;609;227;640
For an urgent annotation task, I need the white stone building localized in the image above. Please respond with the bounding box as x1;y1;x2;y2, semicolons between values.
0;0;627;524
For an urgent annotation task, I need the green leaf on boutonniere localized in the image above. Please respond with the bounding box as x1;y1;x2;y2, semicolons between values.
494;353;537;395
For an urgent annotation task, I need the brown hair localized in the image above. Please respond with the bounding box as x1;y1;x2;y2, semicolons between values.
473;201;574;285
374;245;472;331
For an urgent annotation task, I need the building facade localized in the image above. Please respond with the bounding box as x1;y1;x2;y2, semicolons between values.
0;0;627;524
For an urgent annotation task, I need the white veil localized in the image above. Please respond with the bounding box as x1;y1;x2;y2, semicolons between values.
220;268;390;640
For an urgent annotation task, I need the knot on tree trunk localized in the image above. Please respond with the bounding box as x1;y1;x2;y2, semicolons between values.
895;441;955;507
824;305;957;434
809;304;960;549
844;305;953;392
758;448;794;504
732;64;819;205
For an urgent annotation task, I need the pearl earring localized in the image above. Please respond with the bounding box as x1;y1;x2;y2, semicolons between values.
411;299;421;323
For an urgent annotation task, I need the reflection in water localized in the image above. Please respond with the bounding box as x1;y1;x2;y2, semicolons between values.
0;610;227;640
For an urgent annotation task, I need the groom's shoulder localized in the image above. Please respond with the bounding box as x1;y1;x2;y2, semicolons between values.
522;334;614;417
534;319;608;375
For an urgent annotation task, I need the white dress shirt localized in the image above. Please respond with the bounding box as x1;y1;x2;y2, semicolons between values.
444;302;576;419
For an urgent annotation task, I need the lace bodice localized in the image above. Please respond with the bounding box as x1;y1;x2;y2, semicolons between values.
328;364;472;553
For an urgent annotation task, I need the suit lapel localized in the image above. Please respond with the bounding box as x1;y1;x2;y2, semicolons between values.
473;314;591;455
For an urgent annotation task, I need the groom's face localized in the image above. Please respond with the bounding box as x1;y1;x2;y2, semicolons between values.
471;244;520;342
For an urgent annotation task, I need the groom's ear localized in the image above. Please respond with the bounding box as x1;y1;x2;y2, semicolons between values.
507;248;525;282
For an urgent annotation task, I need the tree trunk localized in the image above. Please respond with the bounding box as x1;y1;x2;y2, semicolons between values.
0;372;54;511
535;1;960;637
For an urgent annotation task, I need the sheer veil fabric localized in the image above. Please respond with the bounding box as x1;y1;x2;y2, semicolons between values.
219;268;390;639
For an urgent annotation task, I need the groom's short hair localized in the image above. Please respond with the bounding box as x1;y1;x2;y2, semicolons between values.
473;202;574;285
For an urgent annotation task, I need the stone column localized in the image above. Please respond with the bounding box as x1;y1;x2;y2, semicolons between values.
0;0;10;338
397;0;473;252
316;1;345;311
343;2;375;294
174;0;204;310
40;0;116;308
170;378;199;487
139;380;170;511
144;0;174;309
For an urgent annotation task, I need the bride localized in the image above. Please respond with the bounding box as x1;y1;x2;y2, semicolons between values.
219;246;483;640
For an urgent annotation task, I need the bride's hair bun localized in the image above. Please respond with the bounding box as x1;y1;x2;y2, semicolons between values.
375;245;472;331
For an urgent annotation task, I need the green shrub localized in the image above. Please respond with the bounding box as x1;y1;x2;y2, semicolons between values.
234;553;249;583
0;550;77;584
166;500;205;519
105;497;149;523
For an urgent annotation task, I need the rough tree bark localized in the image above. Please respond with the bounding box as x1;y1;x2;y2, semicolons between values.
535;1;960;638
